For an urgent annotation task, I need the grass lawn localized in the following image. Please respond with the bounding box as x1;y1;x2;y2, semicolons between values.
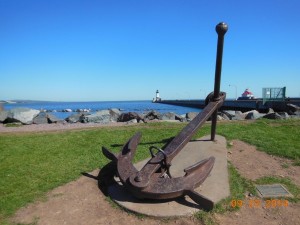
0;119;299;224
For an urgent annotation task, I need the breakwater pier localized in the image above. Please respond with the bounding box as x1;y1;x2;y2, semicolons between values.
154;98;300;113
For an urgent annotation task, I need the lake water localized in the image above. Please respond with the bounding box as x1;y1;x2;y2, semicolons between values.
3;100;201;119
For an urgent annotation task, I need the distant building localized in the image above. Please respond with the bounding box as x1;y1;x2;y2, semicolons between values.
152;90;161;102
237;88;256;100
262;87;286;104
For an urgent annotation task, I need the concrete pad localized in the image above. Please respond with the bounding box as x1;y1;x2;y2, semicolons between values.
107;135;230;217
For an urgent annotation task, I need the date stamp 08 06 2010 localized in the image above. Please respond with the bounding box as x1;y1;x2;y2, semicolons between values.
230;199;289;208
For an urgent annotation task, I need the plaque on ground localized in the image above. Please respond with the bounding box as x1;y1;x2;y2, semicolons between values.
256;184;293;198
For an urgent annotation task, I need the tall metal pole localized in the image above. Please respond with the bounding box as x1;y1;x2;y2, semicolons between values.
211;22;228;141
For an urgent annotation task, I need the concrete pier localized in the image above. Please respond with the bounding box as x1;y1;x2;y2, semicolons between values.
154;98;300;112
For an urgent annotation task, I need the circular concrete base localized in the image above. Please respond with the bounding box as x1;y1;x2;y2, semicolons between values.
108;181;200;217
107;135;229;217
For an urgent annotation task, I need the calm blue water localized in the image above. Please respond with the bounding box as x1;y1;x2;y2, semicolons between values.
3;101;200;119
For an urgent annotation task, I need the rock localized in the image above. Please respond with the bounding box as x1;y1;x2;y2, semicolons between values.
63;109;72;112
33;112;48;124
47;113;62;123
218;112;230;120
233;111;246;120
186;112;198;121
160;112;184;122
244;110;265;120
263;112;282;120
6;108;40;125
175;114;185;122
161;112;176;121
109;108;121;122
222;110;236;120
267;108;275;114
82;110;112;124
217;115;225;120
126;119;138;124
287;104;300;115
144;110;161;120
66;113;85;123
277;112;290;119
118;112;143;122
0;111;8;123
110;108;121;115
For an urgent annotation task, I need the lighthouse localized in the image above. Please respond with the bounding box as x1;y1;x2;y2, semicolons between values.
153;90;161;102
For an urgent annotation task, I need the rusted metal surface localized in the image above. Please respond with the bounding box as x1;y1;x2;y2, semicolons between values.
211;22;228;141
101;22;228;211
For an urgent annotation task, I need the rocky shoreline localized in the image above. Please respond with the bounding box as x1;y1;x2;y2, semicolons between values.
0;104;300;127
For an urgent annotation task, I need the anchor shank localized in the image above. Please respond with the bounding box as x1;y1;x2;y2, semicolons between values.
163;96;224;162
130;95;224;188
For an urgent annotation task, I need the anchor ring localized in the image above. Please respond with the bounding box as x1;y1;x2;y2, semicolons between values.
149;146;167;159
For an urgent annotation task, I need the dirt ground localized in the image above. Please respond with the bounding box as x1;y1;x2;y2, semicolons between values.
7;125;300;225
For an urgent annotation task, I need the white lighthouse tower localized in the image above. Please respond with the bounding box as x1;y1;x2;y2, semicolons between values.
152;90;161;102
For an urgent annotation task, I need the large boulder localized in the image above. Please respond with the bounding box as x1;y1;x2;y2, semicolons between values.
186;112;198;121
234;111;246;120
161;112;184;122
277;112;290;119
33;112;48;124
82;110;112;124
287;104;300;115
144;110;161;121
6;108;40;124
118;112;143;122
33;112;62;124
244;110;265;120
63;109;73;112
218;112;230;120
0;111;8;123
47;113;62;123
263;112;282;120
109;108;121;122
66;113;86;123
222;110;236;120
161;112;176;121
126;118;138;124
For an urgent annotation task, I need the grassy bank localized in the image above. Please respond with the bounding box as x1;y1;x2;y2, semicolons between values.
0;119;299;223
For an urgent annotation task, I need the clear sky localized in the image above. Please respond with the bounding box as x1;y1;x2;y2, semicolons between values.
1;0;299;101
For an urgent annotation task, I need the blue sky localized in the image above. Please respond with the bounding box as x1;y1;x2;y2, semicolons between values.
1;0;299;101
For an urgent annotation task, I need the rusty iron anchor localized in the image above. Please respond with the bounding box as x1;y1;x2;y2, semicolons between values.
102;22;228;211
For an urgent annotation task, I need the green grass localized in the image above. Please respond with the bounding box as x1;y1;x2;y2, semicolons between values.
0;119;299;224
3;123;22;128
0;123;185;220
216;119;300;160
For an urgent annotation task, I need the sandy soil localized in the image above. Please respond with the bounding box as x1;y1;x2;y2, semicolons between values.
215;140;300;225
6;125;300;225
0;122;129;133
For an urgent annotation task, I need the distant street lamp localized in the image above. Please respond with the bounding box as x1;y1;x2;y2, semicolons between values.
229;84;238;100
